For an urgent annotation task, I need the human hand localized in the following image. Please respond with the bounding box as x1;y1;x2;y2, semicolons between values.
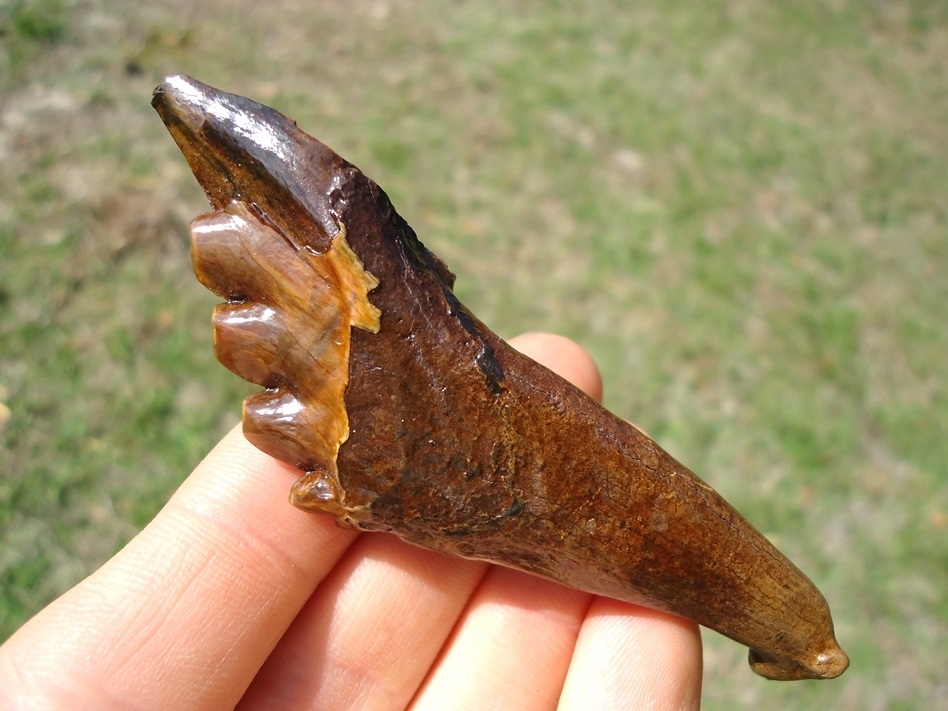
0;332;702;710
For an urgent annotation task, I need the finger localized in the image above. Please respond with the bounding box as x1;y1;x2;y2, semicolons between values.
409;332;602;710
0;426;358;711
237;535;487;710
410;567;591;711
558;598;703;710
510;331;603;403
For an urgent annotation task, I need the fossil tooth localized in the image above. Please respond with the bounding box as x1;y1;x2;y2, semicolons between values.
153;74;848;681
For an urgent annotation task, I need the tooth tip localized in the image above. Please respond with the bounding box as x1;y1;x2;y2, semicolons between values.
154;74;202;108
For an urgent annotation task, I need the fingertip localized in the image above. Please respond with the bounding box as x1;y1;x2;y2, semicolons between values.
509;332;604;403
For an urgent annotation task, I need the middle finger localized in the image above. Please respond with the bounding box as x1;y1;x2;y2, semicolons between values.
237;533;487;710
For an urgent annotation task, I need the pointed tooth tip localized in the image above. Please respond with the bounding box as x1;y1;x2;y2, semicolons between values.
152;75;219;122
155;74;200;98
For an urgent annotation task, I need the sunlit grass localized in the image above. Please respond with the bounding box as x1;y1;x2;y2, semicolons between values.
1;0;946;707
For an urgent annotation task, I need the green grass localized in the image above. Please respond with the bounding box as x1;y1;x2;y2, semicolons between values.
2;0;947;708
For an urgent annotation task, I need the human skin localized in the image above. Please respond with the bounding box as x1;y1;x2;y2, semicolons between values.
0;332;702;711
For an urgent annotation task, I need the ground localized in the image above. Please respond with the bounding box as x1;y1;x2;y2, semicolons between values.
1;1;947;708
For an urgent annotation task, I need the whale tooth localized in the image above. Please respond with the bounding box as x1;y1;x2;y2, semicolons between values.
153;74;848;680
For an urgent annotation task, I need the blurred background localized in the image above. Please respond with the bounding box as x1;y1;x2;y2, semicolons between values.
1;0;946;707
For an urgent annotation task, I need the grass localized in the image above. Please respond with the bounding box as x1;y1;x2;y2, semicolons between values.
2;0;947;708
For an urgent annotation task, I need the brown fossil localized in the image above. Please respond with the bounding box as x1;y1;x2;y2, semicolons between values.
153;75;848;681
